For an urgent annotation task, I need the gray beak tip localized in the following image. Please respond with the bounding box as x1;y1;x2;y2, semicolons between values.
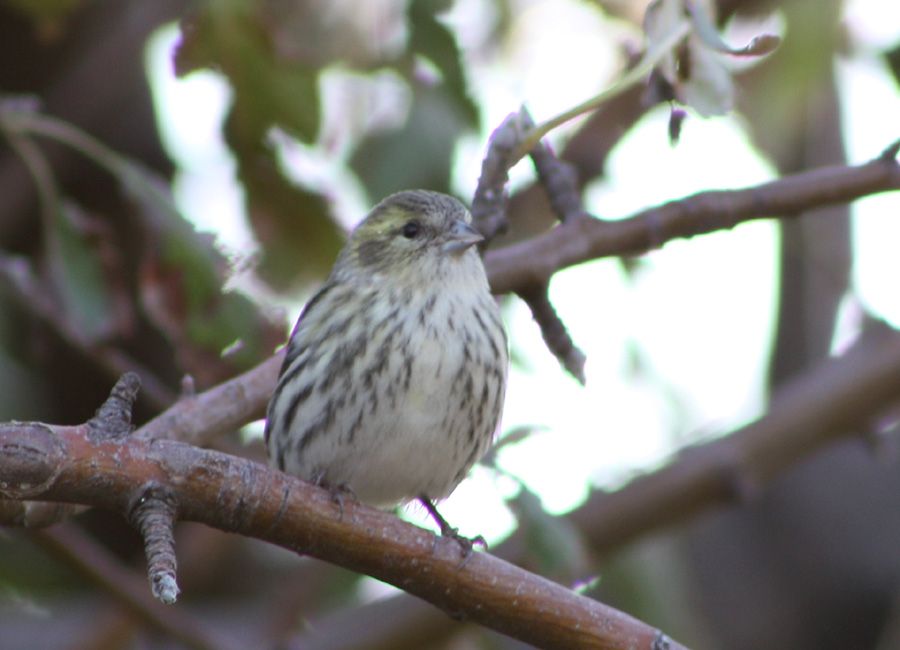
442;219;484;254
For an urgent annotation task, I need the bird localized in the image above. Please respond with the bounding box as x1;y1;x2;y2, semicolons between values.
264;189;508;549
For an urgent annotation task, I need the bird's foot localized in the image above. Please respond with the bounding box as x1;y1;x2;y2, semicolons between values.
313;471;358;521
419;496;487;565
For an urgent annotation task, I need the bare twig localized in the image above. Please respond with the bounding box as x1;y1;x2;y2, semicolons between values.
518;284;587;384
0;416;687;650
129;485;180;604
88;371;141;441
486;143;900;294
528;139;584;225
515;108;590;382
471;110;528;242
137;352;283;444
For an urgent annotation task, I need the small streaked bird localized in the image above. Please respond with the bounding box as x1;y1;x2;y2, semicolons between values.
265;190;508;548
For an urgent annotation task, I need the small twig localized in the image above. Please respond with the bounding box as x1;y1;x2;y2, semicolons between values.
180;374;197;398
518;284;587;384
523;108;585;225
486;146;900;294
530;144;584;224
513;108;591;381
88;371;141;441
137;353;282;444
470;109;529;242
129;484;180;604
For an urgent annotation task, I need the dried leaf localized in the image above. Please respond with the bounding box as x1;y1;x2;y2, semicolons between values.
687;2;781;57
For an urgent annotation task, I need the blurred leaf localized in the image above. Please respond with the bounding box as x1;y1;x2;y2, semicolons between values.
481;424;547;467
45;201;118;342
350;84;469;198
0;339;48;421
644;0;686;83
175;1;320;144
228;132;344;291
113;158;284;384
349;0;477;199
886;43;900;87
644;0;778;117
679;40;734;116
259;0;406;69
176;2;343;292
407;0;479;128
508;487;591;584
687;2;780;56
3;0;83;30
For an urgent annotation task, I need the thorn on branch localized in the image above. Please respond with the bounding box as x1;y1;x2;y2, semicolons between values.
179;375;196;398
88;372;142;442
880;138;900;162
129;484;180;605
518;285;587;384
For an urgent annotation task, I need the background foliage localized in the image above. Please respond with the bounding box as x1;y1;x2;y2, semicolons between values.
0;0;898;648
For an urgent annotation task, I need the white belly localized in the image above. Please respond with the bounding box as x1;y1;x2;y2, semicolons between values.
274;287;505;506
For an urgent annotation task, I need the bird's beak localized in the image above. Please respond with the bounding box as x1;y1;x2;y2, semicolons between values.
442;219;484;254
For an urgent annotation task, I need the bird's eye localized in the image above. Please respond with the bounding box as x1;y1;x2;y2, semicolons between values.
401;220;421;239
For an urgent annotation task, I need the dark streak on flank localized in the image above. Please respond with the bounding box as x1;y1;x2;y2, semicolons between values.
281;383;314;437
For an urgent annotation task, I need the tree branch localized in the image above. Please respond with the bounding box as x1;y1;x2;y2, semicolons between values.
485;142;900;294
136;353;282;444
285;324;900;649
0;418;685;650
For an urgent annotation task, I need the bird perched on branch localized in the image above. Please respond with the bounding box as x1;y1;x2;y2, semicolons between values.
265;190;508;550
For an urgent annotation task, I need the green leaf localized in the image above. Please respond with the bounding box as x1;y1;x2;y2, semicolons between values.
508;487;591;583
407;0;479;128
175;2;320;143
47;200;116;342
226;132;344;291
350;84;470;199
114;158;284;378
886;43;900;87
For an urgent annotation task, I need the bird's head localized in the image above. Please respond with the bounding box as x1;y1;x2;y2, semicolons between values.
335;190;486;286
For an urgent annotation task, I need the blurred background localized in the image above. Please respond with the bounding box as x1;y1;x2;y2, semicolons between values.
1;0;899;648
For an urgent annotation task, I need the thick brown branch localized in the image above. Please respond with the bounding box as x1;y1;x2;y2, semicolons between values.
485;148;900;294
0;422;686;650
286;325;900;649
